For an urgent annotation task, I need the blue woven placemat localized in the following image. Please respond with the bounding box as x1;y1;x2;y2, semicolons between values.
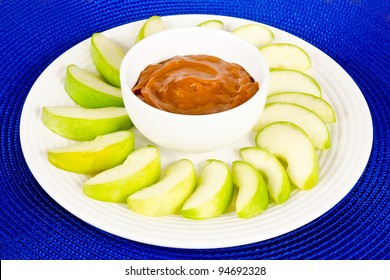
0;0;389;260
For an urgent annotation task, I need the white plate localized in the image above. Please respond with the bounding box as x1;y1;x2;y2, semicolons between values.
20;15;373;249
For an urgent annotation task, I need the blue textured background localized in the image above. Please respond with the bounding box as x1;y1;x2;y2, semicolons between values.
0;0;389;259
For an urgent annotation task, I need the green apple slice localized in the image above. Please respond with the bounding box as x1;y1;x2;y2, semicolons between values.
197;19;224;30
48;130;134;174
268;69;322;97
42;106;133;141
256;122;319;190
83;145;160;203
134;15;166;43
231;24;275;48
254;102;331;149
224;186;239;213
127;159;196;216
260;43;311;71
239;147;291;204
232;160;269;218
65;64;124;108
90;32;125;88
266;92;336;123
181;159;233;219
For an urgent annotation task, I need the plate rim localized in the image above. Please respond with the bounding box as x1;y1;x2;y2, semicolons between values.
19;14;373;249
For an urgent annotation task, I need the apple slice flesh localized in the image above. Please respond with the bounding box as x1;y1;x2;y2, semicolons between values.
127;159;196;216
90;33;125;88
232;160;269;218
232;24;275;48
266;92;336;123
65;64;124;108
48;130;134;174
197;19;224;30
268;69;322;97
134;15;166;43
254;102;331;150
256;122;319;190
83;145;160;203
240;147;291;204
260;43;311;71
181;159;233;219
42;106;133;141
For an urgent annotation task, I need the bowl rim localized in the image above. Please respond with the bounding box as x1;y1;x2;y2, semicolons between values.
120;26;270;121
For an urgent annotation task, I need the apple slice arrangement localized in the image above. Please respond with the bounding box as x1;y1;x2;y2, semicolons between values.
41;16;336;220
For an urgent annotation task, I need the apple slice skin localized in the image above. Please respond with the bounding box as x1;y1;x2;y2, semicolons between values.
48;130;135;175
254;102;331;150
266;92;336;123
181;159;233;220
127;159;196;216
224;186;239;213
90;33;125;88
83;146;161;203
239;147;291;204
232;160;269;218
256;122;319;190
42;107;133;141
65;64;124;108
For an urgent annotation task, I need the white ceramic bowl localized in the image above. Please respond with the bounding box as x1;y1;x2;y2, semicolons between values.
120;27;269;153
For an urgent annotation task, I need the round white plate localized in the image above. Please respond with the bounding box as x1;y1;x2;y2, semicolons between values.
20;15;373;249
